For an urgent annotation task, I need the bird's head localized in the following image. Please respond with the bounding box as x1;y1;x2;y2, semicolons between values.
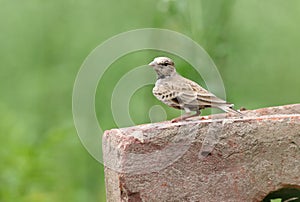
149;57;176;79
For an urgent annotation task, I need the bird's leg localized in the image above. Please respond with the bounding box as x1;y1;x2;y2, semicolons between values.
171;109;201;123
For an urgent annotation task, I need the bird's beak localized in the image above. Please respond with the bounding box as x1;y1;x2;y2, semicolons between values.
148;61;156;67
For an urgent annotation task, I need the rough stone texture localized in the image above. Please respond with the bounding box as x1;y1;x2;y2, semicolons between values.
103;104;300;202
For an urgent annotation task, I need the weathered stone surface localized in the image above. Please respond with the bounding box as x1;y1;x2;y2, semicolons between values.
103;104;300;202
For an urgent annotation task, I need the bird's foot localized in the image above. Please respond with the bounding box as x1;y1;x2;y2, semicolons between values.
171;111;201;123
171;117;184;123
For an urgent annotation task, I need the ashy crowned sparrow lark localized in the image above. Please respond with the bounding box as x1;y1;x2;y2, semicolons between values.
149;56;243;122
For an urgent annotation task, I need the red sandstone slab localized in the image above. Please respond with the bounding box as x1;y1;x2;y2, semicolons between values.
103;104;300;202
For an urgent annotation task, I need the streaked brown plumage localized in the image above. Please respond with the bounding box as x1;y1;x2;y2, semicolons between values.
149;56;242;122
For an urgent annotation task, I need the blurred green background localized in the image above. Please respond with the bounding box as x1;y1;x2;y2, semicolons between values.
1;0;300;201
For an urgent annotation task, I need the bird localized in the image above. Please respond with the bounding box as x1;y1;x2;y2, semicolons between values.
148;56;243;122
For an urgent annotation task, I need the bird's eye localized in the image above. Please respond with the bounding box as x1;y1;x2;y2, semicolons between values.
162;62;169;66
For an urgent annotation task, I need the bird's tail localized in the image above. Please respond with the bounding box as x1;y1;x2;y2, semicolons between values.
217;105;244;117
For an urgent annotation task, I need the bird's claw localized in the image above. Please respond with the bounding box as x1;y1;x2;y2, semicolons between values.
171;117;186;123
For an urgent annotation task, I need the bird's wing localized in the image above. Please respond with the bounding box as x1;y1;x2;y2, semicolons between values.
182;77;230;107
154;75;232;110
161;78;202;108
153;79;197;109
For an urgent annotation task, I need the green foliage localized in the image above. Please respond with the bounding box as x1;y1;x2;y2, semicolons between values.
271;199;282;202
1;0;300;201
